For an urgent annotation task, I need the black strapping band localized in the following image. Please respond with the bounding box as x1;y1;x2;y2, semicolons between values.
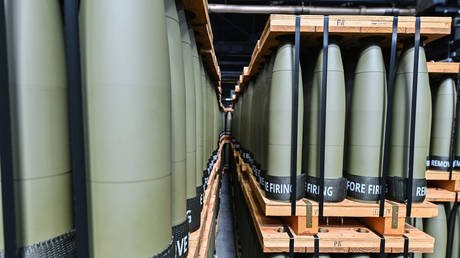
63;1;91;256
447;193;459;258
313;234;319;258
366;226;386;257
290;15;301;217
380;15;399;217
0;0;17;256
403;234;410;258
448;67;460;180
284;225;294;258
319;15;329;218
406;16;421;218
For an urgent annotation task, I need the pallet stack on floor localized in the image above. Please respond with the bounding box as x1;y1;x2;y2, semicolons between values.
230;14;454;257
425;62;460;203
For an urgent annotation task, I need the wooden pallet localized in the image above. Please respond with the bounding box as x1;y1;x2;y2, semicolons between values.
426;187;460;202
233;148;438;237
426;170;460;191
188;146;222;258
235;162;434;254
181;0;221;85
236;14;451;87
427;61;460;75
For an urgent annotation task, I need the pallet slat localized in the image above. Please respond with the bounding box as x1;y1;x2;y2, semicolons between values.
426;187;460;202
426;170;460;180
427;61;460;74
188;141;224;258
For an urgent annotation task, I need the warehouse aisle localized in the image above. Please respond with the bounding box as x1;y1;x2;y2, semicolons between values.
216;171;236;258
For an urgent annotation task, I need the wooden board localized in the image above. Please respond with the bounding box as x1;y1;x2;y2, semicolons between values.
193;24;213;51
237;164;435;253
426;170;460;180
427;62;460;74
426;187;460;202
196;174;219;258
200;48;221;83
426;170;460;191
240;14;451;88
182;0;210;26
181;0;221;86
429;179;460;191
188;142;223;258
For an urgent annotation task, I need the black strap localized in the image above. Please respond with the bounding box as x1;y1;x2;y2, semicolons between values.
63;0;91;257
449;69;460;180
0;0;18;256
313;234;319;258
447;193;459;258
403;234;410;258
319;15;329;218
406;17;421;218
284;225;294;258
366;227;386;257
380;16;399;217
290;15;301;216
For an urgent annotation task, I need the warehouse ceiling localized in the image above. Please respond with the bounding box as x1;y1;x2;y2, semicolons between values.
209;0;460;106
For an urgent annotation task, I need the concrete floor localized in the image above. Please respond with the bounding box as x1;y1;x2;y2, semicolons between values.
216;171;236;258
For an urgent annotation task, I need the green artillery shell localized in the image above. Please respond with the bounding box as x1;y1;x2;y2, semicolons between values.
261;56;276;171
307;44;345;179
226;112;232;133
389;46;431;179
201;65;207;169
81;0;172;256
165;0;188;256
423;203;447;258
346;44;386;202
388;47;431;203
6;0;73;249
191;29;204;191
179;8;200;232
429;78;456;170
267;41;304;178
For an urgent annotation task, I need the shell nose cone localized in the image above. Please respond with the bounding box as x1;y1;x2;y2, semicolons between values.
272;42;294;73
397;46;428;74
437;77;456;95
355;45;386;73
313;44;344;73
